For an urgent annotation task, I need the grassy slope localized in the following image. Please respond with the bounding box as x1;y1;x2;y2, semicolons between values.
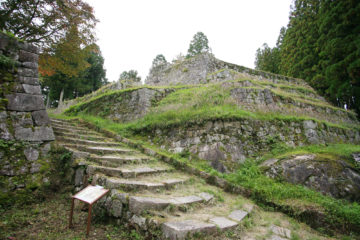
54;77;360;236
50;113;360;236
64;82;358;137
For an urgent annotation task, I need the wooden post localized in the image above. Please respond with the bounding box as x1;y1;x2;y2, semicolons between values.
86;204;93;236
69;198;75;228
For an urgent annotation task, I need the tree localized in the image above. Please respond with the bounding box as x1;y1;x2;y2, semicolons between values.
119;70;141;82
186;32;210;58
277;0;360;115
41;44;107;107
151;54;168;68
254;43;281;74
0;0;97;49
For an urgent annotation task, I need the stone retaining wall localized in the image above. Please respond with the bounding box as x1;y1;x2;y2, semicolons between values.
0;32;55;204
143;119;360;172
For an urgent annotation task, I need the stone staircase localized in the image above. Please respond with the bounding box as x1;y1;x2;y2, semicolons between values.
51;118;254;239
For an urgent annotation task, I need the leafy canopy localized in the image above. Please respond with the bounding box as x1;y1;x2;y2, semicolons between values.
0;0;97;49
186;32;210;58
119;70;141;82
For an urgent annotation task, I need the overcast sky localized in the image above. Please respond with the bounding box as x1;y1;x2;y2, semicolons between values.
85;0;291;82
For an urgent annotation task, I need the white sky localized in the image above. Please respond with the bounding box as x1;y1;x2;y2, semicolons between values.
85;0;291;82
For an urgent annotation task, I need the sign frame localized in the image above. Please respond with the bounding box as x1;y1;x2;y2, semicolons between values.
69;185;110;236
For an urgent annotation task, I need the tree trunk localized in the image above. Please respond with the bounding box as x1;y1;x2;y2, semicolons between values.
46;91;50;109
58;88;64;108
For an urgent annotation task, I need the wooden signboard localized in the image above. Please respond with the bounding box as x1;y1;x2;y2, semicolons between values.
69;185;109;236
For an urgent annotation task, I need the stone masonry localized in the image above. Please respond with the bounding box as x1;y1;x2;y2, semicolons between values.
0;32;55;195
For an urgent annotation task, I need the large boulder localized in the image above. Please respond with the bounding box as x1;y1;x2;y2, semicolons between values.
263;154;360;201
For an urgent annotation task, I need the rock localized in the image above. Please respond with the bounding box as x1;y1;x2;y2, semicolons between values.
303;120;317;130
30;162;41;174
198;192;214;202
110;189;128;204
22;62;38;69
17;76;39;85
31;110;50;126
353;153;360;163
265;154;360;201
24;147;39;161
17;67;38;78
74;168;85;186
22;84;41;95
0;123;13;140
162;220;216;240
14;126;55;141
130;215;147;230
129;196;170;215
18;50;38;62
170;195;203;205
6;93;45;111
209;217;238;230
270;225;291;238
41;143;51;157
110;199;122;218
228;210;248;222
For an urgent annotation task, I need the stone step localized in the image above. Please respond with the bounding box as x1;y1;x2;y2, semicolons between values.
56;136;122;147
162;220;216;240
161;209;249;240
129;192;213;215
55;131;107;141
62;144;134;155
88;155;151;168
53;126;101;136
51;121;89;130
87;165;172;178
94;175;188;191
209;217;238;230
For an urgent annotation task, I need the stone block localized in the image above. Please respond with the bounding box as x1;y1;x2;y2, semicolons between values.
75;168;85;186
17;76;39;85
19;50;38;62
22;62;38;69
162;220;216;240
209;217;238;230
30;162;41;173
10;111;33;127
22;84;41;95
14;126;55;141
270;225;291;238
198;192;214;202
0;123;14;140
6;93;45;111
110;199;123;217
129;196;170;214
130;215;147;230
31;110;50;126
228;210;248;222
24;147;39;161
17;67;38;78
18;42;39;54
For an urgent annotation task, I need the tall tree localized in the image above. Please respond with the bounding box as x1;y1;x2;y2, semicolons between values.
278;0;360;115
0;0;97;49
254;43;281;74
186;32;210;58
119;70;141;82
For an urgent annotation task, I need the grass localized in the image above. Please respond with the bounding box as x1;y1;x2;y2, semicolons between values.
0;189;144;240
49;113;360;237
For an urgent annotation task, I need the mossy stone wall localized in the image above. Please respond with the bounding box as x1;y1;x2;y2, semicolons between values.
0;32;55;207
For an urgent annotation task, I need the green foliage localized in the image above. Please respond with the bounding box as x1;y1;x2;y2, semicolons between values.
255;43;281;74
225;160;360;233
118;70;141;82
151;54;168;69
0;0;97;48
186;32;210;58
278;0;360;117
41;44;107;107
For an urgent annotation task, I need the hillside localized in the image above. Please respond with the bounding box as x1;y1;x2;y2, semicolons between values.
53;53;360;238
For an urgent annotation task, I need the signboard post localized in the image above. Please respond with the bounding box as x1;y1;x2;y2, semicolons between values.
69;185;109;236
